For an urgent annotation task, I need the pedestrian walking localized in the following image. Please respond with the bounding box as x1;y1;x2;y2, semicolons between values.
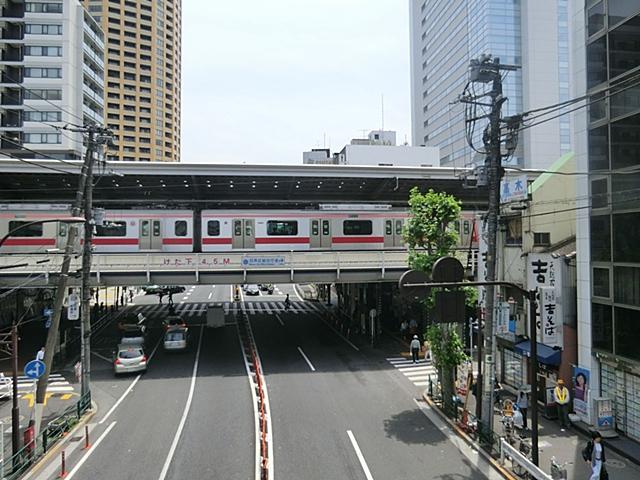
410;335;421;364
554;379;571;431
35;346;45;362
158;291;164;304
284;294;291;310
516;389;529;430
129;289;134;303
409;318;418;336
582;430;607;480
168;292;174;306
423;339;431;363
400;320;408;340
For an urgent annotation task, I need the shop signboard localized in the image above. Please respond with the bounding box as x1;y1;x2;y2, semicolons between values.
526;254;563;348
573;366;590;417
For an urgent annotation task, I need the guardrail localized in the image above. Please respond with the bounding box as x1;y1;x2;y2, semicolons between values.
500;439;552;480
0;391;91;480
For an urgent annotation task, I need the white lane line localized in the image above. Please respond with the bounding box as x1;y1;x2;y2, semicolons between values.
158;325;204;480
275;313;285;326
310;311;360;352
230;285;234;302
347;430;375;480
405;375;433;381
65;421;117;479
91;351;112;363
385;357;407;361
397;366;433;373
98;337;161;425
292;284;304;302
297;346;316;372
413;381;429;386
207;292;213;300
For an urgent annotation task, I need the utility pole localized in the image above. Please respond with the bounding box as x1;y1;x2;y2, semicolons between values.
462;55;520;441
35;124;112;433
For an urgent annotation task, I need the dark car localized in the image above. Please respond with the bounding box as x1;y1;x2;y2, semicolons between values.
162;286;186;295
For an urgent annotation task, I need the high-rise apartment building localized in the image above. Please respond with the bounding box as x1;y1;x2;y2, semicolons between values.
0;0;104;159
575;0;640;442
83;0;181;162
409;0;572;170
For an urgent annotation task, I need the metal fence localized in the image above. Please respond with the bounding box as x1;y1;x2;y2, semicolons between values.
0;391;91;480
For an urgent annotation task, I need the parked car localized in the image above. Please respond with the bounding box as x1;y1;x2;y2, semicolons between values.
246;284;260;296
163;326;188;352
114;344;147;375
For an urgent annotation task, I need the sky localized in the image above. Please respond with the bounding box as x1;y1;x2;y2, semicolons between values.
181;1;411;164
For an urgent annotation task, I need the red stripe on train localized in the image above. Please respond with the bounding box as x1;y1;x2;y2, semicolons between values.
202;237;233;244
331;236;384;243
1;238;56;246
162;238;193;245
255;237;310;244
92;238;139;245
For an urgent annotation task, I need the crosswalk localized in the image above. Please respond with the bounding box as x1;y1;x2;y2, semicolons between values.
130;300;324;318
0;374;75;400
386;357;438;388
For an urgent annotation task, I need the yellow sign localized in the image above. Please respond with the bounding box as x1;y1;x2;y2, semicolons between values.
21;392;78;408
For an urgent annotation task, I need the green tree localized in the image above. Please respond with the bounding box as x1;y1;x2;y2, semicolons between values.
403;187;470;413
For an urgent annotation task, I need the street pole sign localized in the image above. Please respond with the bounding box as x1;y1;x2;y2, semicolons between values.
24;360;45;380
67;292;79;320
43;308;53;328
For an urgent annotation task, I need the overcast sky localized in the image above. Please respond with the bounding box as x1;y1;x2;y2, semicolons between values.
181;1;411;164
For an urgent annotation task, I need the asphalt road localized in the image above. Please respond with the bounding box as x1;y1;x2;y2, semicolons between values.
35;283;492;480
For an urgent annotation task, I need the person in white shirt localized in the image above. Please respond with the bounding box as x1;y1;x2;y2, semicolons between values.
410;335;421;364
35;347;45;362
586;430;606;480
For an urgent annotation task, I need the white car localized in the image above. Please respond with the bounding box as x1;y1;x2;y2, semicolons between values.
246;284;260;296
0;373;12;400
114;345;147;375
164;327;188;351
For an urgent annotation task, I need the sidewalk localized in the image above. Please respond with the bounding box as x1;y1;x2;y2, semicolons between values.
383;331;640;480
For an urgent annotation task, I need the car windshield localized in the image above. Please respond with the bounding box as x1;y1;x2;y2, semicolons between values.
165;331;185;341
119;349;143;359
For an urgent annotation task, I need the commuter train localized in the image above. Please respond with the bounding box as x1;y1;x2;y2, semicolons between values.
0;205;478;253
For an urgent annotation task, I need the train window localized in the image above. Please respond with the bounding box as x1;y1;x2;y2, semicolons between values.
385;220;392;235
207;220;220;236
59;223;67;237
141;220;149;237
174;220;187;237
311;220;319;236
322;220;330;235
153;221;161;237
234;220;242;236
453;220;460;233
267;220;298;236
343;220;372;235
463;221;470;235
8;221;43;237
96;221;127;236
395;220;403;235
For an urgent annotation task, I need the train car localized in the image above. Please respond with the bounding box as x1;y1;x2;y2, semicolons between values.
93;210;194;253
200;209;408;252
0;204;76;253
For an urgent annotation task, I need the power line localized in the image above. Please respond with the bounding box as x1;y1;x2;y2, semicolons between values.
0;151;77;175
0;134;82;169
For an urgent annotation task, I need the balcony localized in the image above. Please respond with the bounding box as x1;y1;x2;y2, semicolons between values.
0;23;23;41
1;45;22;62
0;89;22;105
0;66;22;84
1;109;22;128
0;3;25;19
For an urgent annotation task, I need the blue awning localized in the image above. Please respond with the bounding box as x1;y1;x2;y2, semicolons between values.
514;340;561;366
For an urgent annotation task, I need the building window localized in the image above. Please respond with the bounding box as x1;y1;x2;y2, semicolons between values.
24;68;62;78
95;221;127;237
609;1;640;28
590;215;611;261
587;2;604;36
613;212;640;262
25;24;63;35
25;46;62;56
24;133;61;144
611;112;640;170
615;306;640;361
592;303;613;353
502;349;524;388
505;217;522;246
343;220;373;236
25;2;63;13
8;221;43;237
24;111;62;122
586;36;607;88
533;232;551;247
588;126;609;171
24;89;61;100
593;267;610;298
591;178;609;209
267;221;298;236
614;266;640;307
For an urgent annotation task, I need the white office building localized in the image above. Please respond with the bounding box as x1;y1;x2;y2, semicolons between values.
409;0;572;170
0;0;104;160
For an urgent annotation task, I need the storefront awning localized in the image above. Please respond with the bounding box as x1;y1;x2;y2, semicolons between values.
514;340;561;366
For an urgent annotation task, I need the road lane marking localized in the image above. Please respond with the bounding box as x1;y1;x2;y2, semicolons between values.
275;314;285;326
157;325;204;480
207;292;213;300
297;346;316;372
65;421;117;479
397;366;433;373
292;284;304;302
98;336;161;425
91;351;112;363
347;430;375;480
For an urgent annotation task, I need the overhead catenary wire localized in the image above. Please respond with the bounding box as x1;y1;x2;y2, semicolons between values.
0;134;83;170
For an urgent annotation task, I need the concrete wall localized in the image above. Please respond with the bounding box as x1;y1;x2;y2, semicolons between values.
341;144;439;167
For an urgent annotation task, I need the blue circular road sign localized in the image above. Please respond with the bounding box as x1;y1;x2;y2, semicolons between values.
24;360;45;379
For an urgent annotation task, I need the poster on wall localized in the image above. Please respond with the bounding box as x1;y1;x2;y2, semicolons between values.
573;366;590;417
526;253;564;348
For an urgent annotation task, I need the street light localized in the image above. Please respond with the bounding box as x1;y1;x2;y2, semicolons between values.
0;217;84;455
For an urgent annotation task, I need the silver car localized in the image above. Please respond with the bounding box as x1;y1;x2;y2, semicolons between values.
164;327;188;351
114;344;147;375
